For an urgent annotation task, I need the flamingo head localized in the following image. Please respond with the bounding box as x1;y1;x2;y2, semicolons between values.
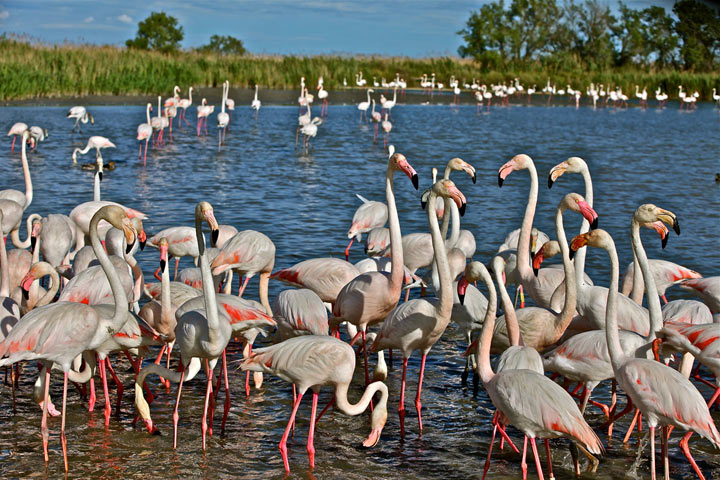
158;237;169;273
89;113;94;124
490;255;507;285
362;385;388;448
132;217;147;250
20;263;42;299
562;193;599;230
197;201;220;245
644;221;670;249
571;228;614;253
448;157;476;184
532;240;560;276
498;154;532;187
633;204;679;236
30;218;42;254
548;156;587;188
389;151;418;190
433;179;466;216
458;261;491;305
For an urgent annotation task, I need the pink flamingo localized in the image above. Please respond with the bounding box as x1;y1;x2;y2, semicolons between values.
345;194;388;261
273;288;329;339
469;260;603;479
370;99;382;142
0;205;136;472
148;225;205;280
331;146;418;384
0;129;34;211
7;122;28;151
71;136;115;165
372;179;466;437
622;259;702;304
68;200;147;258
217;82;230;150
177;86;193;128
241;335;389;472
317;76;328;117
381;113;392;147
271;257;360;305
196;98;213;136
210;229;275;314
680;277;720;314
66;106;94;133
573;225;720;480
135;202;232;451
137;103;152;165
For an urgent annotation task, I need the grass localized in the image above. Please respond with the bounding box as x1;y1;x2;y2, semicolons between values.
1;36;718;101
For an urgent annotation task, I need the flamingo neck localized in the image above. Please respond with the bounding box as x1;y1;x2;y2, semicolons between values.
517;162;538;279
196;212;220;344
160;253;172;329
555;206;577;332
94;171;101;202
386;166;404;292
476;266;498;384
35;263;60;307
574;167;593;286
334;379;388;417
440;165;452;240
494;262;521;346
630;251;644;303
427;191;452;318
9;214;36;249
146;105;151;124
631;220;661;337
0;215;8;297
20;135;33;208
603;237;626;372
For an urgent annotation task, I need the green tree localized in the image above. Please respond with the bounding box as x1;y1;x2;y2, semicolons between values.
673;0;720;71
126;12;184;53
571;0;616;69
457;1;511;69
613;2;646;66
507;0;564;62
642;6;678;69
199;35;246;55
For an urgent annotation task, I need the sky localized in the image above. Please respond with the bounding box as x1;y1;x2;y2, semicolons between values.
0;0;681;57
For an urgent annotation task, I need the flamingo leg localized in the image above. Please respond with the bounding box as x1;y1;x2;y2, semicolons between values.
61;372;68;472
89;377;96;412
650;426;656;480
307;390;318;469
143;138;148;165
10;136;16;151
41;366;50;463
544;439;554;480
482;422;497;480
221;350;231;432
344;238;354;262
398;357;408;438
521;436;528;480
623;409;641;444
679;431;706;480
661;426;669;480
201;359;214;449
238;276;250;297
105;356;123;415
415;354;426;435
99;358;112;426
280;391;304;473
172;366;186;449
706;387;720;409
530;438;545;480
315;396;335;425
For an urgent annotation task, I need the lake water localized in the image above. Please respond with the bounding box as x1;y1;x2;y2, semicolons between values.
0;100;718;479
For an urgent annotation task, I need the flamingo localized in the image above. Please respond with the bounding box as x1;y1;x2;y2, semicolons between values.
225;81;235;123
0;205;136;471
210;229;276;314
372;179;466;437
71;136;115;164
680;277;720;313
137;103;152;165
148;225;210;280
177;86;193;127
241;335;389;472
381;87;397;117
7;122;28;151
27;126;48;152
358;88;373;122
317;76;328;117
196;98;213;136
66;106;94;133
300;117;321;151
330;147;418;384
364;227;390;255
251;83;261;119
296;100;312;146
150;96;166;146
0;129;34;211
135;201;232;451
370;99;382;143
271;257;360;306
217;81;230;150
468;261;603;479
572;224;720;480
344;194;387;261
272;288;329;339
621;259;702;304
381;113;392;147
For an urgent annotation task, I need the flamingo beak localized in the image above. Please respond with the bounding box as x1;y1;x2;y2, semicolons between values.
457;275;469;305
497;159;515;187
138;229;147;251
577;201;599;229
647;221;669;249
204;209;220;244
20;271;34;299
532;250;544;276
657;208;680;235
448;185;467;217
30;235;37;254
548;162;568;189
397;156;419;190
570;233;590;254
123;223;137;254
160;245;168;273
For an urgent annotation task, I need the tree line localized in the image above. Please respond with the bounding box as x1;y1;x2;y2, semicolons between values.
457;0;720;72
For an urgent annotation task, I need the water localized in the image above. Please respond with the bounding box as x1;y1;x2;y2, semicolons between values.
0;101;718;479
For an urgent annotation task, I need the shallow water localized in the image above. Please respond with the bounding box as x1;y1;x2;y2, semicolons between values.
0;101;719;479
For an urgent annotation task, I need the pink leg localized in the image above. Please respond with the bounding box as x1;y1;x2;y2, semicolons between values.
201;359;214;450
280;392;304;472
529;438;545;480
679;431;706;480
138;142;142;160
172;366;186;448
706;387;720;409
89;377;96;412
344;238;354;261
61;372;69;472
497;423;520;453
174;258;179;281
99;358;112;426
221;351;231;432
11;136;16;151
661;426;669;480
143;138;148;165
307;390;318;468
650;426;656;480
661;294;668;304
415;354;426;435
105;356;124;414
544;439;553;479
623;409;641;444
41;367;50;462
398;357;408;438
315;397;335;425
521;436;528;480
482;422;497;480
238;276;250;297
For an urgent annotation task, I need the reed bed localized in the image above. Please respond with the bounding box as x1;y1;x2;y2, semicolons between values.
1;37;717;101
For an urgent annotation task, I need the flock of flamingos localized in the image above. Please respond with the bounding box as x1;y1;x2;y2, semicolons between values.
1;74;719;479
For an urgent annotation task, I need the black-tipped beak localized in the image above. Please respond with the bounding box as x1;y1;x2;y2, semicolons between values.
140;239;146;251
471;174;476;184
22;287;29;300
411;173;419;190
30;236;37;254
547;176;554;189
126;241;134;254
498;173;504;187
590;217;599;230
569;248;575;260
364;245;368;254
211;229;220;245
421;199;427;210
533;267;539;276
160;259;167;273
673;219;680;236
661;235;668;249
459;292;465;305
98;171;103;181
459;203;466;216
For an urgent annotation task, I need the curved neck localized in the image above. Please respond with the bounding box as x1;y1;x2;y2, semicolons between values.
631;220;661;337
494;263;521;346
146;105;151;124
10;214;36;249
20;135;33;208
604;239;626;372
93;171;101;202
36;264;60;307
196;213;220;345
385;166;404;291
555;207;577;328
366;90;371;102
0;217;8;297
157;97;161;119
90;212;128;332
427;191;452;316
334;379;387;416
160;255;171;326
476;267;498;384
517;163;538;278
574;168;593;285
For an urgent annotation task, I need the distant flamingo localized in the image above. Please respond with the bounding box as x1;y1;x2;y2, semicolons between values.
0;205;136;472
7;122;28;151
370;99;382;143
317;76;328;117
72;136;115;164
358;88;372;122
344;194;388;261
137;103;152;165
196;98;213;136
225;81;235;123
217;81;230;150
331;146;418;385
66;106;94;133
0;129;34;210
381;113;392;147
251;83;261;119
177;86;193;127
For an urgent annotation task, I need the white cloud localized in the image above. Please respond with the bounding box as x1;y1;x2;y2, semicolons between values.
84;16;94;23
0;10;9;20
118;14;132;24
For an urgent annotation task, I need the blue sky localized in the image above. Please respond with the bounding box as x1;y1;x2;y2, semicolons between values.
1;0;678;56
